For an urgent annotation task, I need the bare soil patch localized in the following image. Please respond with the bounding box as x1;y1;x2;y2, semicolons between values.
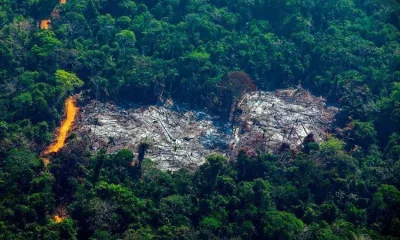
75;88;338;171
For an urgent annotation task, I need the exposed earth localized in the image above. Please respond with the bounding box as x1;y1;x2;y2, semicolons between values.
75;88;338;171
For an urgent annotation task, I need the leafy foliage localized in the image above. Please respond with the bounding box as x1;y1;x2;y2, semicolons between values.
0;0;400;239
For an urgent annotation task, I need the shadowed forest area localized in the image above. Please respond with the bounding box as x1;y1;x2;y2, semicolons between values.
1;0;400;239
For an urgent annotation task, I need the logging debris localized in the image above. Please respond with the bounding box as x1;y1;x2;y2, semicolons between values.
75;88;338;171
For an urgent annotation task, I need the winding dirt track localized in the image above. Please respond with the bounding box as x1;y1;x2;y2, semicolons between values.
44;96;79;155
40;0;66;29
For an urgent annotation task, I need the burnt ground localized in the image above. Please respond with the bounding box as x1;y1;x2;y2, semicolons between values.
75;88;338;171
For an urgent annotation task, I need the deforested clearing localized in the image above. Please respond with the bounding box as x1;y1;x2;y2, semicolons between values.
76;88;338;171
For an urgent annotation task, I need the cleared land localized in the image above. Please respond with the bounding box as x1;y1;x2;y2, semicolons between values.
75;88;338;171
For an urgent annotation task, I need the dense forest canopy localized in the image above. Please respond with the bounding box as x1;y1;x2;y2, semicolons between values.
1;0;400;239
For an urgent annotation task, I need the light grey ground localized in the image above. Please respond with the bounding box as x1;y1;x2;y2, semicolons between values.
233;89;338;157
75;88;338;171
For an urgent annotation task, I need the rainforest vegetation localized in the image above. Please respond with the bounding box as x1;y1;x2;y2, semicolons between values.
1;0;400;239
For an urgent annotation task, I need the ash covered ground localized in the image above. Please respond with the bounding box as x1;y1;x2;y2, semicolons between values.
75;89;338;171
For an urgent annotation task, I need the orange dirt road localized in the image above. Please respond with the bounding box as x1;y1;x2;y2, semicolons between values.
39;0;67;30
40;20;51;30
44;96;79;155
54;215;65;223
